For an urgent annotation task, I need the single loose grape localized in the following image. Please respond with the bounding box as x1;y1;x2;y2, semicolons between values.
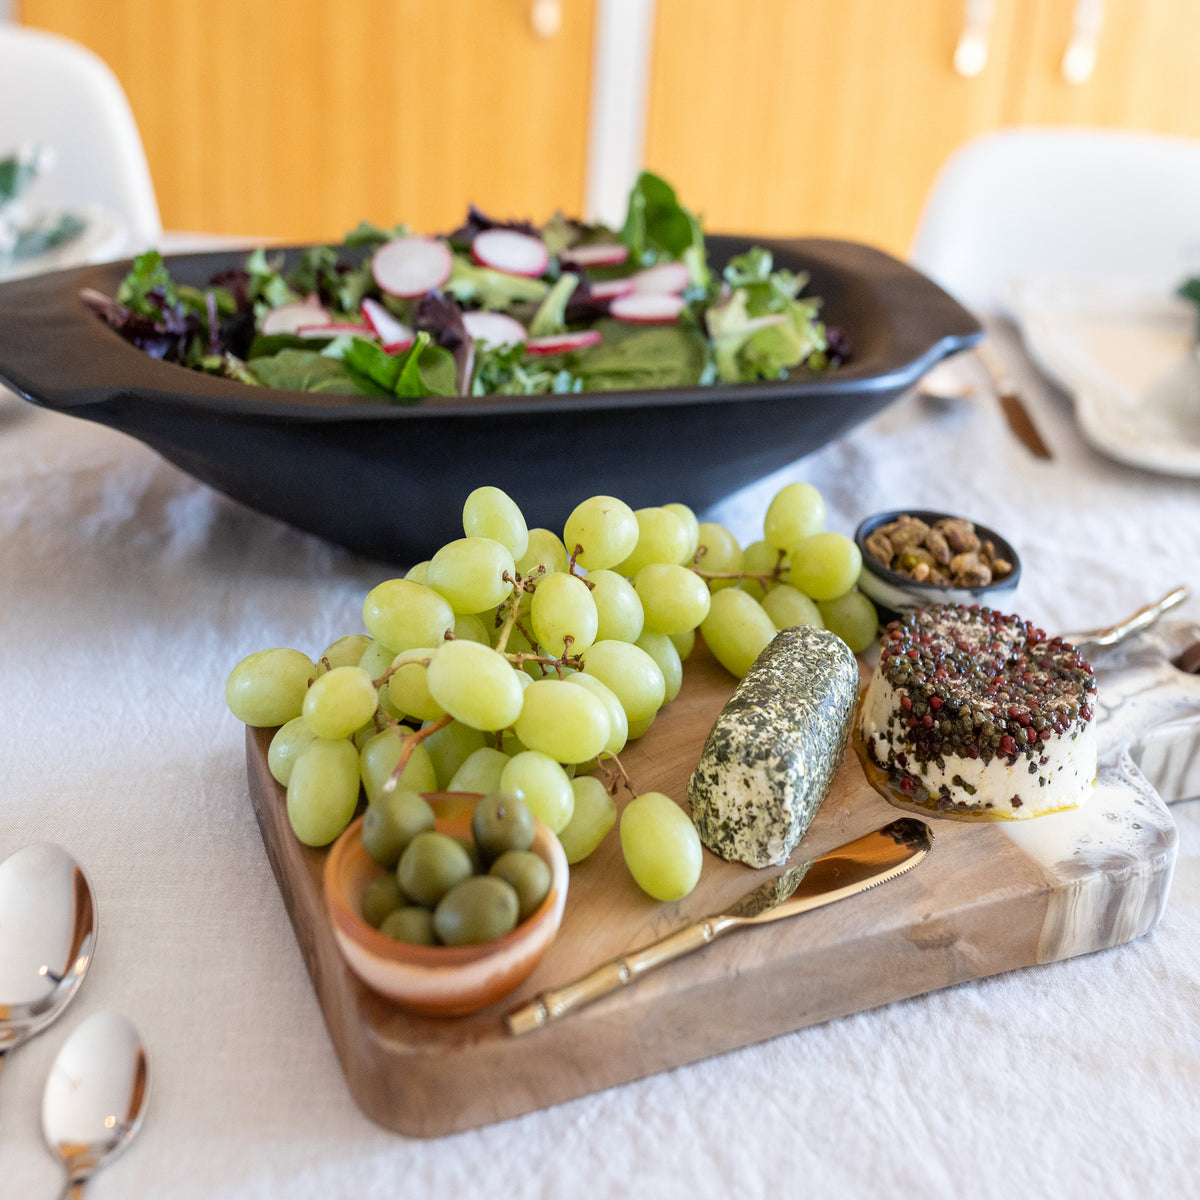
763;481;825;551
433;875;520;946
363;578;454;653
580;640;666;724
359;728;438;805
786;532;863;601
563;495;639;570
397;831;475;908
500;751;574;833
426;639;525;732
361;788;436;868
564;672;628;756
635;630;684;703
662;502;701;563
447;746;511;795
615;507;691;575
385;647;444;722
700;588;777;678
514;678;611;764
361;872;406;928
425;537;516;615
489;850;551;920
557;775;618;864
530;571;599;658
588;569;645;643
762;584;825;631
817;587;879;653
694;523;744;591
462;485;529;560
267;716;317;786
619;791;703;901
420;719;487;789
516;527;571;580
634;562;711;635
301;665;378;740
225;647;315;727
379;906;437;945
286;737;360;847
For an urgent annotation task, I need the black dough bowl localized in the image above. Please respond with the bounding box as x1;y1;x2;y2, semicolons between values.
0;235;981;564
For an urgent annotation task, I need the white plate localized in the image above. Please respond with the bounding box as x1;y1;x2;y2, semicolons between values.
1005;276;1200;476
0;205;130;282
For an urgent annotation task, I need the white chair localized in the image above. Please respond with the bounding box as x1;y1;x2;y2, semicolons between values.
0;24;161;252
909;126;1200;312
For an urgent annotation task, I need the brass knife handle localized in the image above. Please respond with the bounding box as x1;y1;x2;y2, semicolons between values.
506;917;731;1035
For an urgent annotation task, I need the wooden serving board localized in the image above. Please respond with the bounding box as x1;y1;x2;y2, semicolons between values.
245;638;1188;1139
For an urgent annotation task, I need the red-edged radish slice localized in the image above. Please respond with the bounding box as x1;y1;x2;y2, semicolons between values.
462;309;528;348
609;292;686;324
295;322;373;339
588;277;636;301
383;336;416;354
629;261;690;294
471;228;550;278
560;242;629;268
260;298;329;335
361;297;413;346
372;236;453;298
524;330;603;356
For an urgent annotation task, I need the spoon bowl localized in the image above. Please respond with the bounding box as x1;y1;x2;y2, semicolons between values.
42;1011;149;1196
0;843;97;1073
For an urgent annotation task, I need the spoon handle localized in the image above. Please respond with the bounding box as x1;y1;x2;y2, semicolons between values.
1071;586;1191;649
59;1180;88;1200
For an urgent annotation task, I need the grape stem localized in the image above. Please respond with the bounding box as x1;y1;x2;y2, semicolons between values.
690;544;787;586
595;750;637;799
382;713;453;792
493;567;543;655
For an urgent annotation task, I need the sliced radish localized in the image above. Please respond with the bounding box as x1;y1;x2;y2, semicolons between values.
588;277;636;301
462;309;528;348
372;236;453;298
295;321;373;339
629;261;691;294
361;297;413;347
609;293;686;324
383;336;416;354
471;228;550;278
560;242;629;268
524;330;603;356
260;297;329;335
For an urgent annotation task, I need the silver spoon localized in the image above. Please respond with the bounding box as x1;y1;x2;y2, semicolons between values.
42;1011;149;1199
1065;585;1191;652
0;843;97;1078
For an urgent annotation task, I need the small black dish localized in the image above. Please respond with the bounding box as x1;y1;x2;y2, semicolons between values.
0;236;981;563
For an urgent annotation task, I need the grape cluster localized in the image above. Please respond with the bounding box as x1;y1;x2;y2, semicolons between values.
225;481;876;906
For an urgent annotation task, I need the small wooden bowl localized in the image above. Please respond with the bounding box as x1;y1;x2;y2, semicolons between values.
324;793;568;1017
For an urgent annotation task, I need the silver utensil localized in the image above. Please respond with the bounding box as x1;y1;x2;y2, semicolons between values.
42;1011;149;1198
507;816;932;1034
1066;585;1190;652
0;843;97;1078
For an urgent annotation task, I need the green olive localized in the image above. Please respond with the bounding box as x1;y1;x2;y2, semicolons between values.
488;850;551;921
361;788;436;868
432;875;520;946
470;791;535;864
397;831;474;908
360;872;405;928
379;905;437;945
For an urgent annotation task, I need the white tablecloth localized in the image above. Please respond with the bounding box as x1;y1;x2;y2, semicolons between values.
2;319;1198;1199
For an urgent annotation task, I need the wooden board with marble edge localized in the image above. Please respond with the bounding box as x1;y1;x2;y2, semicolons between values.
245;631;1195;1138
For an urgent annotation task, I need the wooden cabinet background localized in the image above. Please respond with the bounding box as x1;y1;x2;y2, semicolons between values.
17;0;1200;256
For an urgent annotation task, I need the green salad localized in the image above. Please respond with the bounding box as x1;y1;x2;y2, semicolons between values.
82;172;846;401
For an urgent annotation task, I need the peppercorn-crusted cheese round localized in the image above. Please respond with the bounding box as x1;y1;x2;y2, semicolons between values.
860;604;1098;818
687;626;859;868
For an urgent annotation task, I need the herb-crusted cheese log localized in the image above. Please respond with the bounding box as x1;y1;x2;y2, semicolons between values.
687;626;858;867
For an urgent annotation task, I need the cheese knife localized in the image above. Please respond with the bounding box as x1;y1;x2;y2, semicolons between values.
974;340;1054;460
506;816;932;1035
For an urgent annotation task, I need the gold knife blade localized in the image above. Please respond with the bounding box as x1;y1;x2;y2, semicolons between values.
975;340;1053;460
506;816;932;1035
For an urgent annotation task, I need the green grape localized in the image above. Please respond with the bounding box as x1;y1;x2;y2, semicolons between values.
564;672;628;756
301;665;378;739
516;527;570;580
286;737;361;847
488;850;551;920
405;561;430;584
662;502;701;564
615;507;691;575
633;562;711;635
363;578;454;653
453;612;492;645
580;640;666;724
447;746;511;794
762;584;825;631
358;638;398;682
379;906;437;945
700;587;777;678
740;538;784;600
434;876;520;945
694;522;744;592
557;775;617;864
500;751;574;833
361;787;436;867
763;481;825;551
225;647;315;727
375;682;404;722
635;630;684;704
359;727;438;804
786;532;863;601
625;712;656;741
267;716;317;786
462;485;529;560
385;647;444;722
817;587;879;654
426;640;525;732
668;628;695;661
425;537;516;615
619;791;703;901
563;495;639;570
317;633;372;674
530;571;598;658
421;719;487;789
588;569;644;643
398;831;475;907
361;873;406;928
513;678;611;764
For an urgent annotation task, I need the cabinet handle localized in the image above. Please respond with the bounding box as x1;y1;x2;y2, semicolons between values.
531;0;562;38
954;0;995;77
1062;0;1105;84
